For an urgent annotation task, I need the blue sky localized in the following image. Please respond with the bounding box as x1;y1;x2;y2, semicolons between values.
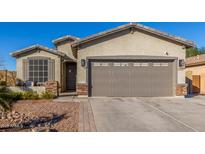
0;22;205;70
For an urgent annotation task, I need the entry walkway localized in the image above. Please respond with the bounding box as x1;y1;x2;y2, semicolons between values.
78;98;97;132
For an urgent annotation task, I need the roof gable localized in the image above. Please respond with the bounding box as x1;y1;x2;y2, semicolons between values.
71;23;195;48
52;35;80;45
11;45;76;62
10;45;67;57
11;44;73;58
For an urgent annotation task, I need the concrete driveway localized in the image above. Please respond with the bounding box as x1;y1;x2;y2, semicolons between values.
89;96;205;132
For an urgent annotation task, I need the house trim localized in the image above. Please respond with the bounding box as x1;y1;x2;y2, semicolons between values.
72;23;195;48
10;45;74;60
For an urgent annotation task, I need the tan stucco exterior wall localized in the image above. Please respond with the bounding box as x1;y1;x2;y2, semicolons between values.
186;65;205;94
77;29;186;84
16;49;61;84
56;43;77;59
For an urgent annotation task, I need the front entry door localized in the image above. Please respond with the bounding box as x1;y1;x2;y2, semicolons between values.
67;63;76;90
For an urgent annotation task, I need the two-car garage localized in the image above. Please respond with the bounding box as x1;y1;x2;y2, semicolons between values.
88;56;177;97
74;24;194;97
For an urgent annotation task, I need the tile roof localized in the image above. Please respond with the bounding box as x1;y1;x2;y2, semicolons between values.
52;35;80;45
71;23;195;48
10;45;75;61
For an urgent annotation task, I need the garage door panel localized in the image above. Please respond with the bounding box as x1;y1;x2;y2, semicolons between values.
111;64;130;96
130;63;152;96
151;62;173;96
91;62;112;96
90;60;175;97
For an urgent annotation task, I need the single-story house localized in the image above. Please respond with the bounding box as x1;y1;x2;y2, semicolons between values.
11;23;195;97
186;54;205;95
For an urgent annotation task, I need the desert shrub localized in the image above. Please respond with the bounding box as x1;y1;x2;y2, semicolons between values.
0;85;11;111
10;92;24;101
0;88;56;111
0;93;12;101
0;97;11;111
22;91;39;100
0;88;22;111
0;86;8;93
0;92;23;101
41;91;55;99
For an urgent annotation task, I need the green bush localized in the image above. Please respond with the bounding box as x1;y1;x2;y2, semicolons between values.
10;92;24;101
0;97;11;111
0;90;21;111
22;91;39;100
41;91;55;99
0;89;55;111
0;85;11;111
0;92;23;101
0;93;12;101
0;86;8;93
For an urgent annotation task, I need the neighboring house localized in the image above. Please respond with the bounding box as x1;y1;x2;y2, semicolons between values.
186;54;205;95
0;70;16;86
11;23;194;97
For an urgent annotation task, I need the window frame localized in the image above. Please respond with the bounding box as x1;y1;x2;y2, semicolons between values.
27;57;49;84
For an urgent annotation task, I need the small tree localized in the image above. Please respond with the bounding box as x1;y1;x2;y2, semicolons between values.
186;47;200;58
186;47;205;58
199;47;205;54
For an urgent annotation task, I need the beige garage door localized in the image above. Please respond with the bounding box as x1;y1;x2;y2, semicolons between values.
89;60;175;97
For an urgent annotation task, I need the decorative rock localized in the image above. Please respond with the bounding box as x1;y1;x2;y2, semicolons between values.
11;111;16;114
31;128;36;132
1;113;6;120
7;113;12;119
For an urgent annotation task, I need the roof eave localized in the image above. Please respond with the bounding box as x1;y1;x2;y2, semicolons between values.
186;62;205;67
10;45;38;57
52;35;80;45
134;24;195;48
10;45;66;58
71;23;195;48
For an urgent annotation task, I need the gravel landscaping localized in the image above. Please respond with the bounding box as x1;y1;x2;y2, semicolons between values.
0;100;80;132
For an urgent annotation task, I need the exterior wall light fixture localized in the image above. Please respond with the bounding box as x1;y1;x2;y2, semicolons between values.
81;59;86;67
